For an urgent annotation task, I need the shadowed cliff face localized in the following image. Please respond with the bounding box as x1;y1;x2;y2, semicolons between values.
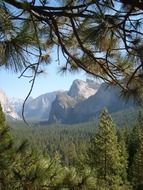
48;80;100;124
0;80;135;124
49;83;134;124
48;92;77;123
24;91;61;121
67;83;134;124
5;79;99;122
21;79;99;122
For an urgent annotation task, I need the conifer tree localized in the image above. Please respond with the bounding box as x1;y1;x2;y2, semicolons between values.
128;111;143;190
131;130;143;190
118;128;130;188
128;111;143;181
128;125;140;168
0;104;13;190
87;109;124;189
61;166;96;190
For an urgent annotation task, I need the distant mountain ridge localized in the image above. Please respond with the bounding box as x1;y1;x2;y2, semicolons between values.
24;91;62;121
48;79;100;123
23;79;99;121
1;79;136;124
48;83;135;124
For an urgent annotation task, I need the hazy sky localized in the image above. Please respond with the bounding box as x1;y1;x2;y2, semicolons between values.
0;53;87;99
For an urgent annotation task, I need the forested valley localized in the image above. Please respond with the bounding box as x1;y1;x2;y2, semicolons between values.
0;104;142;190
1;0;143;189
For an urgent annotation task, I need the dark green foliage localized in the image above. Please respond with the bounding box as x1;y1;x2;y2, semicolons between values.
2;107;143;189
0;107;97;189
10;121;95;165
131;131;143;190
0;105;13;189
87;109;124;189
128;111;143;181
117;127;129;184
128;111;143;189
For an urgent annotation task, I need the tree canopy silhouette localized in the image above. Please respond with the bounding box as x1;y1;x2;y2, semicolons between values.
1;0;143;100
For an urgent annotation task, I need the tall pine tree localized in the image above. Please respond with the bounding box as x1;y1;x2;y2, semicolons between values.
131;131;143;190
129;111;143;190
87;109;125;190
128;111;143;181
0;104;13;189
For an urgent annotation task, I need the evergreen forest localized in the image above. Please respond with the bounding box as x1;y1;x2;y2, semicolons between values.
0;104;143;190
1;1;143;189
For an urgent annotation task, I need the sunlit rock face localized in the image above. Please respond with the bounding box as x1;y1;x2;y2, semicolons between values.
0;90;21;120
68;79;99;99
48;79;100;124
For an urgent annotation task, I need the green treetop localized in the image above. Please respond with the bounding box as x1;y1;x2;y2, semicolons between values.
87;109;126;190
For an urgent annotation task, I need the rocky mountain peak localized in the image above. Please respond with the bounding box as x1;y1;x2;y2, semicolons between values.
68;79;98;99
0;79;101;123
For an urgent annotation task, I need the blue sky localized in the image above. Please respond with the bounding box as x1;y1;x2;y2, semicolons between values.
0;1;90;99
0;43;87;99
0;57;87;99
